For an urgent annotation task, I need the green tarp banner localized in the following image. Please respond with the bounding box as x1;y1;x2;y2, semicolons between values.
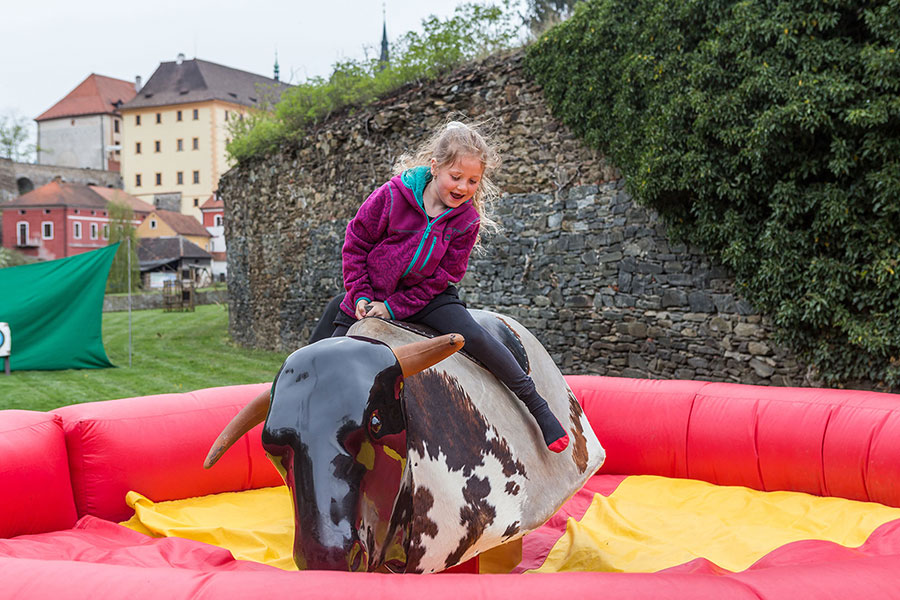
0;244;118;371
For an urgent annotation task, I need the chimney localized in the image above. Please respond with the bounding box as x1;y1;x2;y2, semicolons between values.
135;75;142;92
177;53;185;65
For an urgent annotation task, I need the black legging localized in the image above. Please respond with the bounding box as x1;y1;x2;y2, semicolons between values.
307;295;538;403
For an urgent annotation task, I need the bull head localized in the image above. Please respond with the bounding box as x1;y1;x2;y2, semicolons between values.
205;333;464;572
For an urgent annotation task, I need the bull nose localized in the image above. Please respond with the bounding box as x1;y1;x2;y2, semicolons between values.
348;540;369;572
299;539;363;571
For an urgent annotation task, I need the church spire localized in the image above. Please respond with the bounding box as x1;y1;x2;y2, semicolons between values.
274;49;280;82
379;3;389;71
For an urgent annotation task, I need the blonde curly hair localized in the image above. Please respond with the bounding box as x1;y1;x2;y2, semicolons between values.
393;119;502;239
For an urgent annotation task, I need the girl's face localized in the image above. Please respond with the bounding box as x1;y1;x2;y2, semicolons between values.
431;155;484;209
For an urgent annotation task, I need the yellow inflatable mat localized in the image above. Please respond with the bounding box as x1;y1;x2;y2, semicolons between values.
122;476;900;573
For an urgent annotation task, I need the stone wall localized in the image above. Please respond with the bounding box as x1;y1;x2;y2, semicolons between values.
220;50;811;386
0;158;122;203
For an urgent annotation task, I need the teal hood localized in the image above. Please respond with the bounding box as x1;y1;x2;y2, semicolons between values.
400;166;433;210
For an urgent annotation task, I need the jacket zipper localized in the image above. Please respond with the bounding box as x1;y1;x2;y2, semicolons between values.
420;237;438;271
401;208;452;278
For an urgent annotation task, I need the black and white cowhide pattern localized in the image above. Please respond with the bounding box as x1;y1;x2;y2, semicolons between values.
351;310;605;574
402;369;529;572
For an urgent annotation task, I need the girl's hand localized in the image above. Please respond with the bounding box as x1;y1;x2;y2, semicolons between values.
364;301;391;319
355;298;370;319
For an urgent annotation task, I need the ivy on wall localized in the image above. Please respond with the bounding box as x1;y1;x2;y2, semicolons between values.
526;0;900;387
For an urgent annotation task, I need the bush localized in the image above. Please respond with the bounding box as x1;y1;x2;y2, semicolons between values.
227;1;522;163
527;0;900;387
0;247;35;268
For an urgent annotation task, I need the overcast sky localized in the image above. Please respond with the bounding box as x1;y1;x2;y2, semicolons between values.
1;0;524;149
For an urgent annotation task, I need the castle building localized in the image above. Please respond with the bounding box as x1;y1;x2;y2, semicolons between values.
118;55;290;220
35;74;137;171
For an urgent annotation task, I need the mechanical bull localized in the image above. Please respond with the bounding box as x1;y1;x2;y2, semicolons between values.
204;310;605;573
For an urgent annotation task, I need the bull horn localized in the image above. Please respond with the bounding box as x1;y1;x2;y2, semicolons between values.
203;388;271;469
392;333;465;378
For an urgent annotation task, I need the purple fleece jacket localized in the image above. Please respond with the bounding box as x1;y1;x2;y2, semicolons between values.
340;166;481;320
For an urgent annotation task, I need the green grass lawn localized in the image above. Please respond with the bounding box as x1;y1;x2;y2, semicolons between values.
0;304;289;412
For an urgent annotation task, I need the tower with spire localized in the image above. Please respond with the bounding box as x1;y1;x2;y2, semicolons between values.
378;3;389;71
274;50;280;82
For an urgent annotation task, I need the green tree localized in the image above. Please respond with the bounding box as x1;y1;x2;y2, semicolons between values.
106;202;140;293
523;0;582;36
0;112;38;162
527;0;900;388
227;1;523;162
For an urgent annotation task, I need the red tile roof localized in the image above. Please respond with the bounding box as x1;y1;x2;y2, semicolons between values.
90;186;155;215
36;74;136;121
199;194;223;210
1;180;108;209
153;209;211;237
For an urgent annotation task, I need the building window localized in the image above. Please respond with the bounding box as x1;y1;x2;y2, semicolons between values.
74;222;82;239
17;222;29;245
155;172;162;186
114;120;120;133
135;142;141;154
103;224;109;239
177;138;183;151
214;214;223;227
193;108;199;120
156;112;161;124
90;223;98;240
40;221;53;239
136;115;141;126
177;171;184;185
150;219;157;230
154;140;161;153
135;173;142;187
177;110;182;121
224;110;229;121
192;137;199;150
193;198;199;207
192;170;199;184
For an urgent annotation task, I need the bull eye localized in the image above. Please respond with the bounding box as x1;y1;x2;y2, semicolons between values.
369;410;382;435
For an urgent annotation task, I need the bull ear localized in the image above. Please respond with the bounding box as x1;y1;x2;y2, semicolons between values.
392;333;465;378
203;389;271;469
